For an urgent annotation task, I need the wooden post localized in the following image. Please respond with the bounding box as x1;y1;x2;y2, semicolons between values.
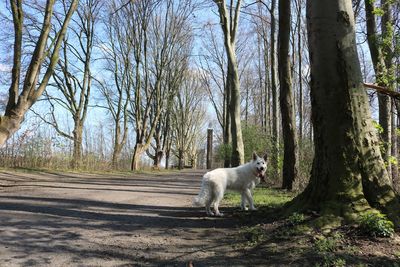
207;128;213;169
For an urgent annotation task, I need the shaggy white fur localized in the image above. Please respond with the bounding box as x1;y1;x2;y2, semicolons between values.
193;152;267;216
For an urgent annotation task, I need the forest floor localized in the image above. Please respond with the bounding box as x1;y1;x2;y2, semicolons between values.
0;168;399;267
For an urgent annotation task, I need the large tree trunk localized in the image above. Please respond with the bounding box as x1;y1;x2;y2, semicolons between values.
278;0;298;190
131;143;144;171
287;0;400;227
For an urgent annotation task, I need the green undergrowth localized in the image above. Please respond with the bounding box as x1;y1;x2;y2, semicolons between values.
224;188;399;266
238;218;399;266
223;186;295;209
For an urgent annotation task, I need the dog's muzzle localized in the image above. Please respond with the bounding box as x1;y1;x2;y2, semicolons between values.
256;168;266;183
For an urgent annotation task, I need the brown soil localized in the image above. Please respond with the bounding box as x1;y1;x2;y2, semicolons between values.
0;169;399;267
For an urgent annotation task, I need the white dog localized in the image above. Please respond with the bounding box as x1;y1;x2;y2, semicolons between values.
193;152;267;216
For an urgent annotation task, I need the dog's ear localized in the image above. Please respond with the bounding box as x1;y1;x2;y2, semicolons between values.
252;151;258;161
263;153;268;161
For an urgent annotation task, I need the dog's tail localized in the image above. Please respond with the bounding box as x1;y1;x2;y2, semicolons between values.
193;173;211;207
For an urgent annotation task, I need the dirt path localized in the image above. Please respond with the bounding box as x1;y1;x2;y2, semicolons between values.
0;169;263;267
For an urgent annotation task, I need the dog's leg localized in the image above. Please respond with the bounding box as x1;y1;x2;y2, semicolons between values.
244;189;257;211
205;183;215;216
213;185;224;217
241;192;248;211
205;198;214;216
213;200;223;216
206;194;215;219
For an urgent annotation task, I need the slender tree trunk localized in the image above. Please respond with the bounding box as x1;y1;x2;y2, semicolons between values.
223;69;232;167
365;0;392;178
287;0;400;227
178;148;184;170
297;0;303;143
391;104;398;186
278;0;298;190
270;0;279;178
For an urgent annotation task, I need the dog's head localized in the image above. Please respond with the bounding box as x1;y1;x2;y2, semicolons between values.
252;152;268;182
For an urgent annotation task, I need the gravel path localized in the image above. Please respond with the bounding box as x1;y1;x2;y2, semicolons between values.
0;170;262;267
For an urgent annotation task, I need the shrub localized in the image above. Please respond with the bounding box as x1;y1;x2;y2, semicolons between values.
359;212;394;238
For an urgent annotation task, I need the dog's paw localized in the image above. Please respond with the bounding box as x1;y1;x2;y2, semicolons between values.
250;207;258;211
206;211;215;216
215;212;224;217
241;206;249;211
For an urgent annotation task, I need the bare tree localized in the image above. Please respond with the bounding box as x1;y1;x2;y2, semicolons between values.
37;0;100;169
171;71;205;169
128;0;195;170
147;44;191;169
213;0;244;166
0;0;78;146
98;0;132;169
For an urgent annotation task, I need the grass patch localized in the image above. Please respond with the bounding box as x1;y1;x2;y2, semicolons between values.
223;186;294;208
314;232;344;253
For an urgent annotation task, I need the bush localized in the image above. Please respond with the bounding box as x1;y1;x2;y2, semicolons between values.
359;212;394;238
287;212;306;226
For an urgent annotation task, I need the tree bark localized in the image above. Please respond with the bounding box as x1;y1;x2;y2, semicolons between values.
278;0;298;190
131;143;144;171
71;122;83;169
287;0;400;227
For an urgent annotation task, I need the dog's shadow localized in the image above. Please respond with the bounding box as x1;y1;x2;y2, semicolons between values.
162;206;262;221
